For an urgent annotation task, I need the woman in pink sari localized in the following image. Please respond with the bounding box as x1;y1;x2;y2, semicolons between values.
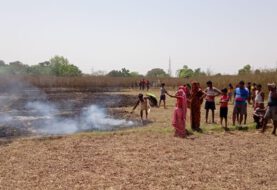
167;88;187;138
179;86;188;120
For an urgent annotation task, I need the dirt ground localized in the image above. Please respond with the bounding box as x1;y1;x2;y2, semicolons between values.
1;89;277;190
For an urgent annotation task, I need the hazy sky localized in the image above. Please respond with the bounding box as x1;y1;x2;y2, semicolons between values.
1;0;277;75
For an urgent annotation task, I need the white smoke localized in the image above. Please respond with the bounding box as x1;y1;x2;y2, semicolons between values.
80;105;134;131
0;80;136;136
19;102;134;135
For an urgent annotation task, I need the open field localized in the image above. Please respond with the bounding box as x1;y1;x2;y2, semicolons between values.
1;89;277;189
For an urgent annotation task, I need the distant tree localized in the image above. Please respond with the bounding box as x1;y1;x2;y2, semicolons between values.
177;65;207;78
177;65;194;78
49;55;82;76
107;70;122;77
9;61;24;66
214;73;222;76
120;68;131;77
91;70;107;76
195;68;206;76
8;61;29;74
146;68;168;78
27;64;52;75
0;60;5;66
130;71;143;77
206;68;213;76
106;68;135;77
238;64;251;75
254;69;261;75
39;61;50;67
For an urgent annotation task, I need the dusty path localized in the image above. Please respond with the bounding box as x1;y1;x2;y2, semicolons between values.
0;130;277;190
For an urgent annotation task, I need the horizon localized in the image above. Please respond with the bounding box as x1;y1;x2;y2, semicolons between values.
1;0;277;75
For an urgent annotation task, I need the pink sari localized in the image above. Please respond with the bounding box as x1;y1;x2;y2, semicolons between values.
172;89;186;138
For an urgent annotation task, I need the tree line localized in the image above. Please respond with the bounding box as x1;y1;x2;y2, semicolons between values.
0;56;275;77
0;56;82;77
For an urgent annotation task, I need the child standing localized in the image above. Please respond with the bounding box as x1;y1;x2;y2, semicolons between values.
220;88;229;130
159;83;167;109
131;93;150;123
228;83;234;102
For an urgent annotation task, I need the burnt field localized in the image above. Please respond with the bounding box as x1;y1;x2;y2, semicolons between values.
0;86;139;138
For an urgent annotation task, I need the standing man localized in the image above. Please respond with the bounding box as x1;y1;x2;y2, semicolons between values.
261;83;277;135
146;80;150;91
142;79;146;90
233;81;249;127
204;81;221;124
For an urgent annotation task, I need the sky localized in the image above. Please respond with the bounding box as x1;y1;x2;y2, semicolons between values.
0;0;277;75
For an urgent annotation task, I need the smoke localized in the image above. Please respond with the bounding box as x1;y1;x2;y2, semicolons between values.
0;79;135;136
79;105;134;131
22;102;134;135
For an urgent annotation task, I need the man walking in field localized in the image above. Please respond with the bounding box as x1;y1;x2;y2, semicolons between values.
204;81;221;124
233;81;249;127
261;83;277;135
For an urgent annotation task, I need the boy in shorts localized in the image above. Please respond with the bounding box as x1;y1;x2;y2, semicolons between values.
204;81;221;123
220;88;229;130
233;81;249;127
159;83;167;109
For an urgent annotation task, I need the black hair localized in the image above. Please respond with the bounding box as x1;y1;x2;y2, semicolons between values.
206;80;212;85
239;80;245;85
138;93;143;99
221;88;228;93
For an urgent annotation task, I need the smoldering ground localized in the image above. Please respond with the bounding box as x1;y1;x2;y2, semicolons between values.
0;79;136;137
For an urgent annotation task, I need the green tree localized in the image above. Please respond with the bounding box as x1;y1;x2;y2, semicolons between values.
107;70;122;77
8;61;29;74
0;60;5;66
49;55;82;76
238;64;251;75
130;71;142;77
120;68;131;77
146;68;168;78
27;64;52;75
177;65;194;78
106;68;136;77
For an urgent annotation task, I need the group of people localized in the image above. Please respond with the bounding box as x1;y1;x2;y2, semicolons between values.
131;80;277;138
138;79;150;91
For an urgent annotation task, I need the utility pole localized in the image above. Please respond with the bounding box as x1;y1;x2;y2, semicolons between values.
168;56;172;77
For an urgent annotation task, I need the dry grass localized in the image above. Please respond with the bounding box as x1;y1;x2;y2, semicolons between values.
1;89;277;189
0;128;277;189
1;71;276;90
0;76;184;90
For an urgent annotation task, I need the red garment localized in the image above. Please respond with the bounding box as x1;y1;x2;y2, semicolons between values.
220;95;229;108
190;84;204;130
172;107;185;138
179;87;188;120
172;90;186;137
176;97;183;108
